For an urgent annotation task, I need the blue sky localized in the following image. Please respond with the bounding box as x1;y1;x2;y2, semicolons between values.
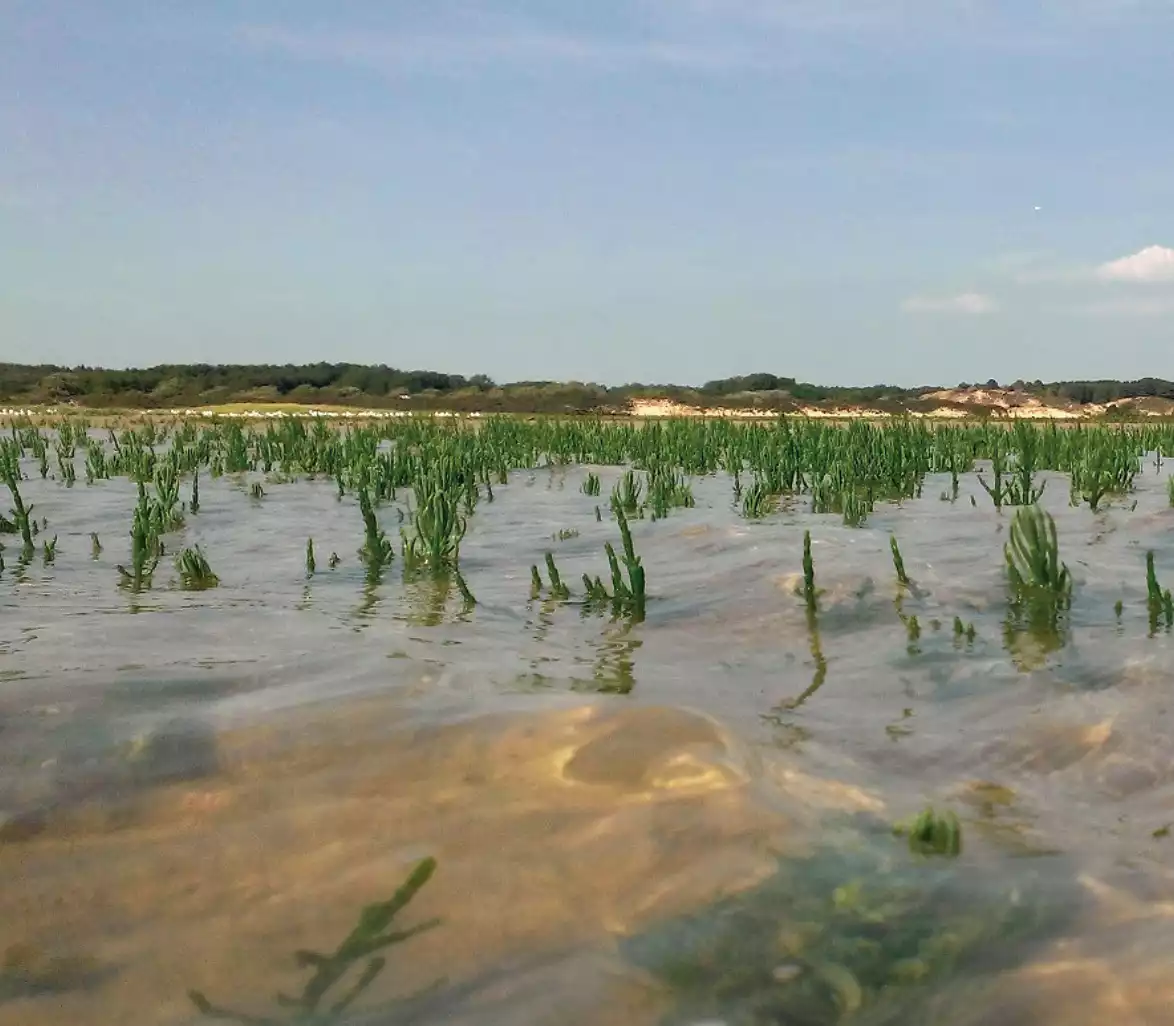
2;1;1173;386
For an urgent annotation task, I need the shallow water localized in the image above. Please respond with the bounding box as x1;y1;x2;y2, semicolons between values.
3;460;1174;1024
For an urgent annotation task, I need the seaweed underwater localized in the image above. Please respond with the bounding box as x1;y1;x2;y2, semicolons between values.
621;816;1080;1026
187;857;440;1025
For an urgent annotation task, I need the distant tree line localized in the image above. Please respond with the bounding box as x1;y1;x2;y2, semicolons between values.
0;362;1171;412
1027;378;1174;404
699;373;925;402
0;363;495;409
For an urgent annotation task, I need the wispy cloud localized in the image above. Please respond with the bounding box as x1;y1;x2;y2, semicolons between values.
665;0;1174;31
668;0;927;33
1095;244;1174;283
901;292;998;315
236;24;753;75
983;250;1060;277
1057;295;1174;317
0;184;56;213
646;0;1174;57
1012;263;1093;285
236;1;1174;85
0;189;30;210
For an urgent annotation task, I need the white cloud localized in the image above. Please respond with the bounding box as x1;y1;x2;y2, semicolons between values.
998;246;1174;286
901;292;998;315
1095;245;1174;283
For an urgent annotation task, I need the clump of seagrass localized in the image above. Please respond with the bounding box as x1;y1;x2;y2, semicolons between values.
894;807;963;857
357;485;394;575
116;485;163;592
840;487;872;528
1003;505;1071;665
607;503;646;619
1005;505;1071;622
1145;552;1173;635
890;535;910;588
306;537;316;576
578;503;646;621
610;470;642;516
188;857;439;1024
153;457;184;529
1007;422;1047;506
581;472;601;496
645;466;694;519
952;616;976;647
176;546;219;590
741;478;776;520
401;470;466;576
0;440;35;553
531;552;570;601
801;530;817;613
979;428;1045;509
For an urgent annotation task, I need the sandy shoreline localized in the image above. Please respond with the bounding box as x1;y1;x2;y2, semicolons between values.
1;389;1168;422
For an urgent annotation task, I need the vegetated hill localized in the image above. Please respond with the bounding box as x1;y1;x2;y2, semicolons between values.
921;386;1174;419
0;363;494;409
919;387;1088;418
1;363;1173;416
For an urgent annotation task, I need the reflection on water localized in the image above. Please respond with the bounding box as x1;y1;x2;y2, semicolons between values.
586;624;641;695
4;464;1174;1023
784;600;828;711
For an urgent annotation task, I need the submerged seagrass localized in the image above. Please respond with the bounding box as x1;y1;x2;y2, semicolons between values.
622;816;1079;1026
188;857;439;1024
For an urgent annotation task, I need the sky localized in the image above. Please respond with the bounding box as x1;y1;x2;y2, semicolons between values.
2;1;1173;387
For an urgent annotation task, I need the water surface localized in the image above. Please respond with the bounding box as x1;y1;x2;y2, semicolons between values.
3;461;1174;1024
